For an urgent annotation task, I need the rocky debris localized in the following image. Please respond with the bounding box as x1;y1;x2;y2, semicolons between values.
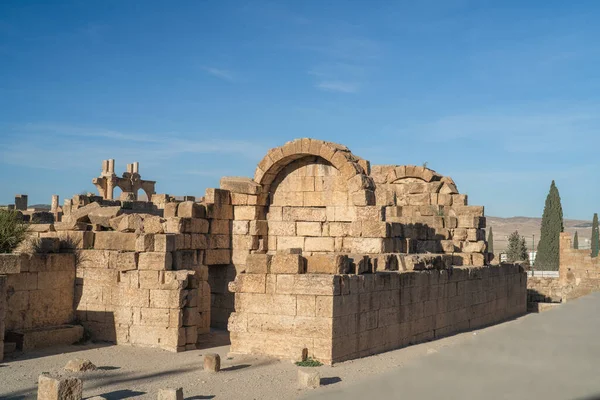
88;206;123;228
64;358;97;372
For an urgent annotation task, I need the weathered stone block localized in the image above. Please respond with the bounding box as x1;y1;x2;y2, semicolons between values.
304;237;335;252
177;201;205;218
94;232;137;251
158;388;184;400
204;353;221;372
305;254;350;274
37;375;83;400
138;252;172;271
298;369;320;389
271;253;304;274
246;253;272;274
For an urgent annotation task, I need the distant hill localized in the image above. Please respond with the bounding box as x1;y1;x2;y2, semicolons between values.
30;204;51;210
487;216;592;253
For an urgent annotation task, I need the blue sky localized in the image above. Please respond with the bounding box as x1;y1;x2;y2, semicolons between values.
1;1;599;219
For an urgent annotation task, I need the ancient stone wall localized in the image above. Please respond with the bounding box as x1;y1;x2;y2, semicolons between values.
0;253;76;332
0;275;6;361
228;257;526;364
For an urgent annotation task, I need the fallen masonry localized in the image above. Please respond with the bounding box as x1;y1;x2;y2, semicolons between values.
0;138;527;365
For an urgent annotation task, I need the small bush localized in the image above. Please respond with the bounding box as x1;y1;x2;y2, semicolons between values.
0;210;29;253
295;358;323;367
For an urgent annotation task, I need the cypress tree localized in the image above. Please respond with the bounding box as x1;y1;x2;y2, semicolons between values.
535;180;564;270
487;227;494;255
592;214;599;257
573;231;579;249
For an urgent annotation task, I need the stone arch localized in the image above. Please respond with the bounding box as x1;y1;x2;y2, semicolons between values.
254;138;375;205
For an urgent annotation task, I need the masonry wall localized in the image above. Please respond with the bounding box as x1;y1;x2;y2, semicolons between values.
228;262;526;364
0;253;75;332
555;232;600;300
74;230;210;352
0;275;7;361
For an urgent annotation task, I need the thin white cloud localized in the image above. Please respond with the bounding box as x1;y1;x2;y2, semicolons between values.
0;124;266;170
203;67;235;82
316;81;358;93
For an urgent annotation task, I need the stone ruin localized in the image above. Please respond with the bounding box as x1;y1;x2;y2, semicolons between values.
93;159;156;201
0;138;527;364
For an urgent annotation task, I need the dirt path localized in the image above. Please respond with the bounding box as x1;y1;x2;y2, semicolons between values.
0;317;525;400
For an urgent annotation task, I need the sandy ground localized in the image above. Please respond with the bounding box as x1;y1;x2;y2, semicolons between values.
0;319;522;400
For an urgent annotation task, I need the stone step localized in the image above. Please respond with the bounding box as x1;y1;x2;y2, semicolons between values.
5;324;84;352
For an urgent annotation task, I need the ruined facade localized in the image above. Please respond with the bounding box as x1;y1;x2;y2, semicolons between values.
527;232;600;305
0;138;527;363
93;159;156;201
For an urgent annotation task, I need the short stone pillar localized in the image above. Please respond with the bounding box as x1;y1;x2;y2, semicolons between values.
51;195;59;212
37;374;83;400
158;388;183;400
298;368;320;389
204;353;221;372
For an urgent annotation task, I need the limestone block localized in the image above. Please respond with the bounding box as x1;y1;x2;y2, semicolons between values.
165;218;185;234
136;234;155;252
210;219;232;235
271;253;304;274
298;369;320;389
154;234;176;252
246;254;272;274
296;222;322;237
327;206;355;222
267;206;283;221
277;236;305;251
204;249;231;265
452;194;468;205
190;234;208;250
94;232;137;251
37;375;83;400
177;201;205;218
346;237;388;254
143;215;165;234
232;220;249;235
471;253;486;266
351;190;376;206
268;221;296;236
172;250;198;270
117;214;143;233
185;218;209;234
206;203;233;220
229;274;266;293
88;206;122;227
138;252;172;271
249;220;268;236
164;202;178;218
304;237;335;252
305;254;350;274
283;207;327;222
357;221;390;238
149;289;185;308
158;388;184;400
209;234;231;249
463;241;486;253
204;353;221;372
64;202;100;224
205;188;231;205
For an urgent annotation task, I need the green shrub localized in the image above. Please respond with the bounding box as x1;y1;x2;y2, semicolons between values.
295;358;323;367
0;210;29;253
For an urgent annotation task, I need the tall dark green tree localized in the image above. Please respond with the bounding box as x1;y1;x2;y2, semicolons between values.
573;231;579;249
535;181;564;270
507;231;529;265
487;227;494;255
592;214;599;258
